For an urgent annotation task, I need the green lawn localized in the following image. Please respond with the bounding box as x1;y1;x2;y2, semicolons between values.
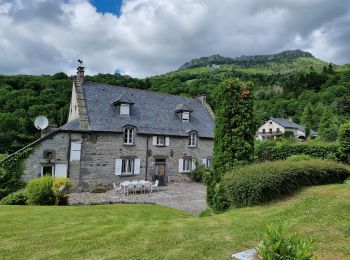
0;182;349;260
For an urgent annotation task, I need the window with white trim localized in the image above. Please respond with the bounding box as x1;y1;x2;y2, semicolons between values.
121;159;134;175
182;111;190;121
188;133;197;147
206;158;212;168
156;136;165;146
120;104;130;115
124;128;134;144
183;158;192;173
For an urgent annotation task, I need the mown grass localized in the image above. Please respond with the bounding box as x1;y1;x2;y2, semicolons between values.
0;182;349;259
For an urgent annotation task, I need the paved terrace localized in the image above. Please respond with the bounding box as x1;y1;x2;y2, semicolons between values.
68;182;207;215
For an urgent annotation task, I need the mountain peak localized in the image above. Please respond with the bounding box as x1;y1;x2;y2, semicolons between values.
179;49;314;70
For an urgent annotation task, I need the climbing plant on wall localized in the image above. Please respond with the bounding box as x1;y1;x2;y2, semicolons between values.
206;78;255;209
0;148;34;200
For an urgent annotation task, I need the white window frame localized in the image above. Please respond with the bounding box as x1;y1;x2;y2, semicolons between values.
188;133;197;148
182;111;190;122
121;159;134;175
120;104;130;116
183;158;192;173
70;141;81;161
206;158;212;168
156;136;165;146
124;128;134;145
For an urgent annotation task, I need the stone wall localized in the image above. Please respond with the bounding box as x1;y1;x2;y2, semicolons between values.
22;131;213;191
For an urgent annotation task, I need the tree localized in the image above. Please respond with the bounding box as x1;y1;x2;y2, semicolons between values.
207;78;255;209
301;103;316;130
338;121;350;163
318;108;339;141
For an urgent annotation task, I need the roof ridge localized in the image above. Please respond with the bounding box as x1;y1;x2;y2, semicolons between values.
84;82;201;103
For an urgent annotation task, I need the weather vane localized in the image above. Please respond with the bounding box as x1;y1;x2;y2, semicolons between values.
78;59;83;65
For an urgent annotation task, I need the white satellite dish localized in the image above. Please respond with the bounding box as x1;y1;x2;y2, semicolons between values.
34;116;49;130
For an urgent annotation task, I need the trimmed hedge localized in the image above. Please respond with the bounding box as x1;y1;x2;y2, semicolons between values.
255;141;339;162
0;190;27;205
213;160;350;212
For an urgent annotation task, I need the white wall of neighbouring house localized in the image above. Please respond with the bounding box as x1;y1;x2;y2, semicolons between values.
257;120;285;140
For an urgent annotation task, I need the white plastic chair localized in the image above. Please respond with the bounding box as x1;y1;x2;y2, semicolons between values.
151;180;159;193
113;183;122;194
127;182;135;195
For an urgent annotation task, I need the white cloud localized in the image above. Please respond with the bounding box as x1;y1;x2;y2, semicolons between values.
0;0;349;77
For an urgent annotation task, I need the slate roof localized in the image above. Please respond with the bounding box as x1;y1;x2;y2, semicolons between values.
63;82;215;138
175;103;193;112
113;94;134;105
271;117;318;136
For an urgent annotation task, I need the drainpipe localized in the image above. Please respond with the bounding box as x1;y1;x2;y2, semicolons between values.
67;132;71;178
145;136;149;181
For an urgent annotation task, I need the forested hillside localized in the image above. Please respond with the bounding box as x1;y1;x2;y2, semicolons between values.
0;50;349;154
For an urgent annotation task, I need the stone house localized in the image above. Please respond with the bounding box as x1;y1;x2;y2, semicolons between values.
256;117;318;141
8;66;215;190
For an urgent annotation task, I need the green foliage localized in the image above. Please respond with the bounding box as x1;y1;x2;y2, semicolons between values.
318;108;339;141
287;154;313;162
0;190;27;205
255;141;339;162
53;177;74;205
338;121;350;163
190;165;206;182
214;160;350;211
25;177;56;205
0;148;33;200
258;225;315;260
207;78;255;208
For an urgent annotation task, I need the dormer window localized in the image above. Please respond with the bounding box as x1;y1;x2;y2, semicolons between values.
120;104;130;116
113;94;134;116
175;103;193;122
182;111;190;121
124;127;134;145
188;133;197;147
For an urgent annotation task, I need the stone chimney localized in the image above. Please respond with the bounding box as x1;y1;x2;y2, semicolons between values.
77;64;85;84
197;93;215;120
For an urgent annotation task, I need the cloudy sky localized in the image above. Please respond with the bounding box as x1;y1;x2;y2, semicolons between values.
0;0;349;78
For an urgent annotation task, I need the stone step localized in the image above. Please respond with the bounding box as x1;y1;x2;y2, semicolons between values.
168;173;192;183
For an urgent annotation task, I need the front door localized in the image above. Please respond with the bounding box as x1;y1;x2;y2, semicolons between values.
155;159;166;185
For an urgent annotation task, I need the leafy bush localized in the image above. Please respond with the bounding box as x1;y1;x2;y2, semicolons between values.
190;165;206;182
287;154;313;161
338;121;350;163
258;225;315;260
0;148;33;200
255;141;339;162
25;177;56;205
213;160;350;211
53;178;74;205
0;190;27;205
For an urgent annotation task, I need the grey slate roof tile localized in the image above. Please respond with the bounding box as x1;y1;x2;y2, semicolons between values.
271;117;318;136
63;83;214;138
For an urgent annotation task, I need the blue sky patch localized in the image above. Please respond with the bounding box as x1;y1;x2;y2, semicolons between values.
90;0;123;16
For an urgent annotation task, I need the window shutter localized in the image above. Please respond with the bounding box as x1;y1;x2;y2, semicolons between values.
134;159;141;175
115;159;122;176
165;137;170;146
70;141;81;161
202;159;207;166
191;159;196;170
55;164;67;178
178;159;183;173
152;136;157;146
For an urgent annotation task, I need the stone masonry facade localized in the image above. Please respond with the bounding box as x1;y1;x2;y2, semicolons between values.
23;131;213;191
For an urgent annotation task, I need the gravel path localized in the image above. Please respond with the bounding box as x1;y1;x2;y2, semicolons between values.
68;182;207;215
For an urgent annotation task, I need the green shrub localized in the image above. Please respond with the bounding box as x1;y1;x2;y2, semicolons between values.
190;165;206;182
0;148;33;200
53;178;74;205
338;121;350;163
0;190;27;205
255;141;339;162
287;154;313;161
258;225;315;260
214;160;350;211
25;177;56;205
